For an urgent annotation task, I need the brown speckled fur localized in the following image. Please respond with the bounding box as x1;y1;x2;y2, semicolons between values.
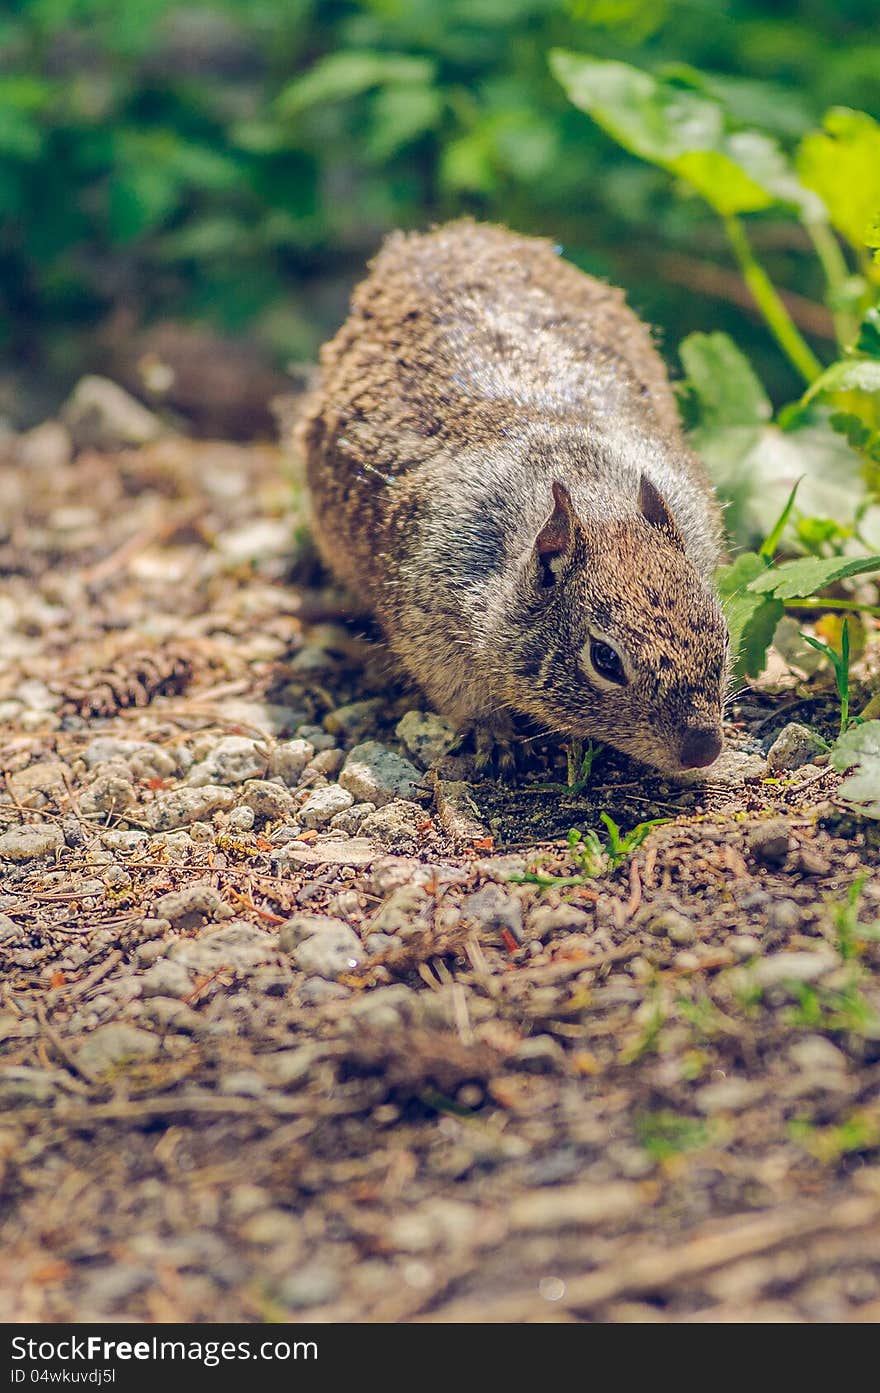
299;220;729;773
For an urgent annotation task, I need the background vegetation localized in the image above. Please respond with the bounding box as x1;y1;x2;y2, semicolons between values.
3;0;880;423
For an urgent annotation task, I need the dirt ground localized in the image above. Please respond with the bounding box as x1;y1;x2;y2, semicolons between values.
2;419;880;1324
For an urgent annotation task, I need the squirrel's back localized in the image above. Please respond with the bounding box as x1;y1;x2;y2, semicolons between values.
299;220;729;773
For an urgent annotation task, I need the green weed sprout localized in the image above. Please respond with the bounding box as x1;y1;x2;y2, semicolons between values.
800;617;851;734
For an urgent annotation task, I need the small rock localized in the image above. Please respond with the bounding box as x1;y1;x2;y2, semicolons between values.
139;961;195;999
264;1045;321;1088
272;838;379;869
368;884;431;937
154;884;235;929
228;805;256;832
646;909;695;944
101;830;149;853
696;1076;762;1114
747;818;791;865
789;1035;848;1073
508;1182;640;1232
16;419;72;471
395;710;459;767
139;998;201;1033
278;912;344;952
82;737;183;778
266;822;304;844
767;899;801;933
307;748;346;779
186;736;269;788
338;741;423;808
15;679;59;712
728;933;762;960
61;375;164;451
7;762;69;809
344;984;421;1031
80;1264;153;1311
240;1209;303;1249
288;645;339;675
150;830;193;860
299;784;354;829
767;722;827;773
527;904;593;940
385;1200;480;1253
323;699;383;740
79;773;136;817
0;823;64;861
513;1035;567;1073
299;977;350;1004
360;798;427;851
688;748;767;786
276;1262;340;1310
76;1023;159;1075
238;779;296;823
754;950;838;989
294;928;363;978
268;738;315;786
795;846;832;876
147;785;235;830
330;801;375;835
220;1069;266;1098
169;921;277;974
293;723;337;752
462;883;523;940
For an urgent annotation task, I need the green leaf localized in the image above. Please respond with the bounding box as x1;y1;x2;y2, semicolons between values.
277;52;436;116
857;308;880;359
747;554;880;600
798;108;880;251
760;477;802;560
716;551;783;678
800;359;880;409
366;84;443;161
109;165;178;242
680;331;772;430
831;721;880;818
550;50;823;220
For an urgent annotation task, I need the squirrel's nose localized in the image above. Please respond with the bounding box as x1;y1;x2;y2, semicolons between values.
679;727;722;770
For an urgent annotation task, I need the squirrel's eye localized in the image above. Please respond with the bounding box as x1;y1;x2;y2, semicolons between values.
589;639;627;686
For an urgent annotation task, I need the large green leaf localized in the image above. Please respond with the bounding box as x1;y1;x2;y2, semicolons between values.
799;359;880;410
680;331;771;430
798;108;880;251
277;52;436;116
831;721;880;819
857;308;880;359
747;554;880;600
550;50;823;221
716;551;783;678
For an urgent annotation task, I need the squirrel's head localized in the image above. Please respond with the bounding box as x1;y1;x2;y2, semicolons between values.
504;476;729;775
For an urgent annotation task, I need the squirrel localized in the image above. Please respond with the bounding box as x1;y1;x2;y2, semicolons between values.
299;219;730;775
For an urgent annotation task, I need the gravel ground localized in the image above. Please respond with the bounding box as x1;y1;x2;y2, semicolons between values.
2;397;880;1323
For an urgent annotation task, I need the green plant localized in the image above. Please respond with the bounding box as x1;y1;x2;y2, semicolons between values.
635;1109;714;1161
599;811;667;868
801;617;851;734
566;738;603;790
6;3;880;417
553;48;880;708
830;720;880;818
509;814;665;887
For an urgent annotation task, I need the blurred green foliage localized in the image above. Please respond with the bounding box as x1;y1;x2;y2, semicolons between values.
3;0;880;411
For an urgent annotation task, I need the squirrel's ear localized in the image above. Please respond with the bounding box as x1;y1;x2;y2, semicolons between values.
638;474;683;548
534;480;579;585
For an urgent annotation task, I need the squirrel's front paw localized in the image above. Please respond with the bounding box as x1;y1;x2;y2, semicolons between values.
463;716;526;780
